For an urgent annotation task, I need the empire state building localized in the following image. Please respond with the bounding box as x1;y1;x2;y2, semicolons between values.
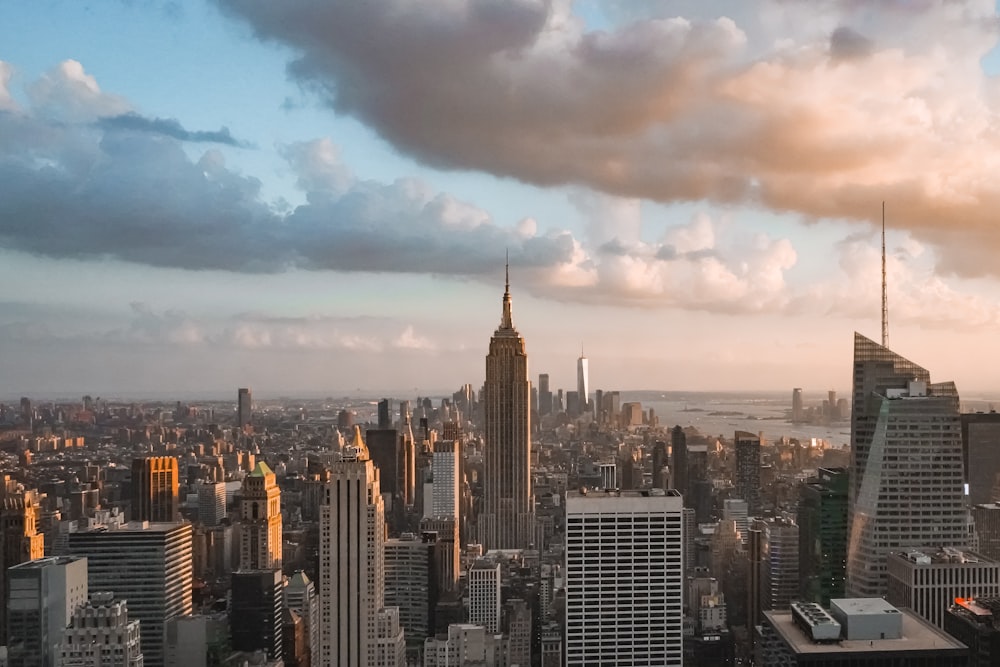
479;266;535;551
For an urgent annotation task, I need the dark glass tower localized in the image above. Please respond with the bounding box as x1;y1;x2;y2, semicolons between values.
798;467;848;606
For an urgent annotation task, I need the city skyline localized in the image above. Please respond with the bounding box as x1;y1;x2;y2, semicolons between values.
6;2;1000;395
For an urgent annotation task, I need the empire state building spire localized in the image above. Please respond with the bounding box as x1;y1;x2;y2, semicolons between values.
501;255;513;330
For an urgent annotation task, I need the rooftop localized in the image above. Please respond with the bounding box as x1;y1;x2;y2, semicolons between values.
766;605;965;654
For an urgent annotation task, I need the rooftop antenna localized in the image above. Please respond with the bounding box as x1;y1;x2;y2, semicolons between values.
881;201;889;349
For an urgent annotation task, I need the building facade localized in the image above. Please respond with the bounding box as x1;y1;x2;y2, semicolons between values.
734;431;761;514
68;522;193;667
565;489;684;666
479;268;534;551
55;592;143;667
7;556;89;667
239;462;282;571
130;456;179;523
798;467;848;606
319;427;404;667
847;333;968;597
886;547;1000;630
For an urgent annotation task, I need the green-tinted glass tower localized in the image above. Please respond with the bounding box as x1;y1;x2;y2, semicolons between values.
798;467;848;606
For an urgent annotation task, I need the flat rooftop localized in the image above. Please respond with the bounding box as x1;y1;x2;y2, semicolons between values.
566;489;681;499
766;607;966;654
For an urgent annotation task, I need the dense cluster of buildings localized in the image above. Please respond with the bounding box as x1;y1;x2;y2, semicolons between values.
2;274;1000;665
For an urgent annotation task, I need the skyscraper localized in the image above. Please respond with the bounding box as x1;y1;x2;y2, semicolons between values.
670;425;688;496
130;456;179;523
284;572;320;667
576;353;589;415
734;431;761;514
239;462;282;571
847;332;967;597
7;555;89;667
0;487;45;644
68;522;193;667
230;569;284;660
791;388;804;423
319;427;404;667
538;374;551;417
798;467;848;606
565;489;684;666
238;387;252;430
479;266;534;551
961;412;1000;506
427;440;460;519
467;559;501;634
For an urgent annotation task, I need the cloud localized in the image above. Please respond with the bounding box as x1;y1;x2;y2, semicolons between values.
0;62;16;111
214;0;1000;279
27;60;129;122
97;112;250;147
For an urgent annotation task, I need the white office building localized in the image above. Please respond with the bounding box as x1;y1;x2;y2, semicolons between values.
55;592;143;667
467;559;501;635
284;572;320;667
565;489;684;666
426;441;460;520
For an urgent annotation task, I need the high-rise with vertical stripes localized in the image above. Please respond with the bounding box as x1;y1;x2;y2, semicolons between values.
478;267;534;551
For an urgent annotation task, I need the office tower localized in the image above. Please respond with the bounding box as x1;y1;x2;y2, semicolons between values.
230;569;283;660
734;431;761;513
962;412;1000;506
722;498;749;544
746;527;763;634
468;559;501;634
503;598;531;667
366;428;400;496
0;488;45;644
68;522;193;667
427;441;459;519
566;391;580;417
757;517;799;612
130;456;179;522
886;546;1000;630
237;387;252;430
164;615;229;667
565;489;684;666
420;517;460;593
538;374;552;416
683;507;696;575
239;462;282;571
791;388;804;423
479;267;534;551
540;623;562;667
319;427;404;667
7;556;88;667
400;403;417;507
282;609;308;667
651;440;668;490
385;532;440;653
944;597;1000;667
620;402;643;427
576;354;589;414
671;425;688;495
687;444;713;523
284;572;319;667
798;467;848;606
424;624;501;667
55;592;143;667
377;399;393;430
197;481;226;528
757;599;968;666
847;333;967;597
972;503;1000;560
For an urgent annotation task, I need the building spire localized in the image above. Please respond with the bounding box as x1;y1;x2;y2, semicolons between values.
881;202;889;349
501;252;513;329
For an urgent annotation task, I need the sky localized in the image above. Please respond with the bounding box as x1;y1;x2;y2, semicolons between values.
4;0;1000;399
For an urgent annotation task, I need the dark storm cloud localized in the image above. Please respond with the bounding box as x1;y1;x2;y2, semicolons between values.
97;112;250;147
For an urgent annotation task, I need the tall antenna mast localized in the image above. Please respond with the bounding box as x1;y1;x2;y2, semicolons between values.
881;201;889;349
